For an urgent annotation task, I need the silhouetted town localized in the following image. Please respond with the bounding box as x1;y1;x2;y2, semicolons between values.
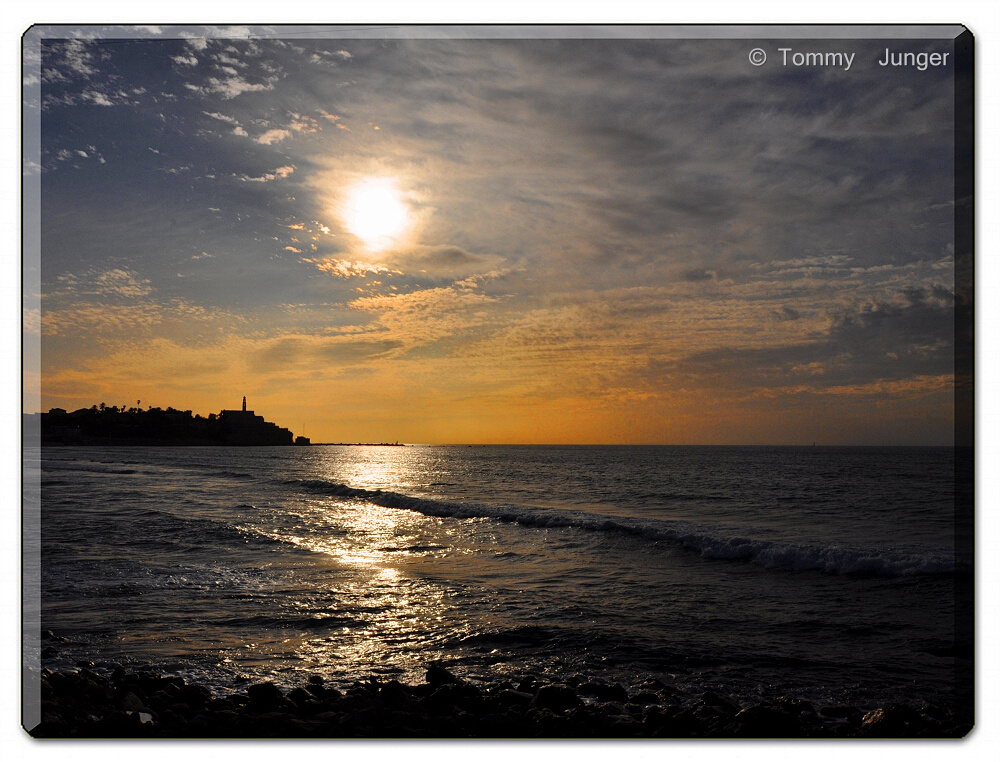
27;397;309;447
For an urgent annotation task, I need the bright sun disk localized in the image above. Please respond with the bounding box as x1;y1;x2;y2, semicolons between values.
342;179;409;250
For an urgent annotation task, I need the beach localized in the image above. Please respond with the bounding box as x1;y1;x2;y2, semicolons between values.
32;658;967;738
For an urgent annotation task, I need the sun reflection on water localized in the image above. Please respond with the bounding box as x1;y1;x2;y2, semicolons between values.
273;447;460;683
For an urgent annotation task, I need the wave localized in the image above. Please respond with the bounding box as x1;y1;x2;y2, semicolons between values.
42;462;142;476
459;625;557;647
284;478;968;577
212;614;363;631
213;470;259;482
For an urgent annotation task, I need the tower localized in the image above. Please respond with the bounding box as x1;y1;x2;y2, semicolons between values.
243;396;246;412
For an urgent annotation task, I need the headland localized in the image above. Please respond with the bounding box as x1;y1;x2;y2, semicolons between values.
25;399;308;447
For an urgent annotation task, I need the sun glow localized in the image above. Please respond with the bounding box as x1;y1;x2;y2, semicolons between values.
342;178;409;250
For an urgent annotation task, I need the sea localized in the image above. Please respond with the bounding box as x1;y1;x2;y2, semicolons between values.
27;444;973;715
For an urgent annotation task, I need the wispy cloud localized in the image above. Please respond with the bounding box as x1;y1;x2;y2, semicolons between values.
239;165;295;182
185;75;275;99
255;128;291;144
305;258;401;279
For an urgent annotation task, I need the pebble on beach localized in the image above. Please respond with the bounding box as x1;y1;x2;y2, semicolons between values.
29;660;970;739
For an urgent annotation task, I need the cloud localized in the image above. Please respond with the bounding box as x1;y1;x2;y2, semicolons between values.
181;36;209;51
185;75;275;100
773;306;801;321
350;285;501;350
41;290;245;348
93;269;153;298
203;111;238;124
255;128;291;145
48;268;153;300
44;40;98;81
376;244;504;280
172;54;198;66
248;334;402;374
49;145;106;169
239;165;295;183
680;268;716;282
656;287;954;393
81;90;115;106
288;114;319;134
305;258;401;279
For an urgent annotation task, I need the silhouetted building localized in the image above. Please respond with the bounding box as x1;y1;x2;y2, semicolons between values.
219;398;294;446
35;399;300;446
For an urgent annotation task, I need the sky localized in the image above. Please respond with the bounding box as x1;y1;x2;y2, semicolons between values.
24;26;966;445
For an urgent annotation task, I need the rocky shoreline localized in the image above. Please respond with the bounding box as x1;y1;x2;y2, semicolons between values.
30;660;971;738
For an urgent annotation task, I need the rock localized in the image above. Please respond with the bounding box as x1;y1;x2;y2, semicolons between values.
591;709;641;736
700;690;739;714
819;704;863;723
246;682;285;709
530;683;582;712
643;704;689;736
524;706;568;735
120;692;146;712
776;696;817;718
426;664;460;688
288;686;313;706
579;681;629;703
492;689;534;710
94;708;153;737
378;680;414;709
517;676;543;695
426;681;484;713
728;704;803;737
305;682;340;700
860;704;929;737
148;682;182;706
177;683;211;709
627;691;660;706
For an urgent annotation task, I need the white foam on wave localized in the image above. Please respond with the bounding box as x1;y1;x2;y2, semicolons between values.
289;478;968;577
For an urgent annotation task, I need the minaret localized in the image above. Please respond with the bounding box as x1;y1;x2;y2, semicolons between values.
243;396;246;412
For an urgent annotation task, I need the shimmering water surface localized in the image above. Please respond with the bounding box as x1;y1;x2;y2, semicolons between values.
34;445;971;711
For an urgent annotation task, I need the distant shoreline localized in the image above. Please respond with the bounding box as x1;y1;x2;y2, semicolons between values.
310;442;405;447
26;440;405;448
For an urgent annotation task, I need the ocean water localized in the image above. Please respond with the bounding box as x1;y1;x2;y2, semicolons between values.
32;445;972;713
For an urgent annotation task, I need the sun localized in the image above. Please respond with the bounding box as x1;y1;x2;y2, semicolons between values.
342;178;410;250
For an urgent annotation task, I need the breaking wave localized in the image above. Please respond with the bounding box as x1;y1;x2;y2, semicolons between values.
284;478;967;577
